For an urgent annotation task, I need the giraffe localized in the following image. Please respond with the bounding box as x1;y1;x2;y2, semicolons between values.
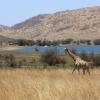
64;48;91;75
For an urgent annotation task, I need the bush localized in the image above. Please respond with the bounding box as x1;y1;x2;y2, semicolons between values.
88;52;95;61
5;54;18;68
61;39;73;44
79;51;89;61
94;39;100;45
40;49;66;66
79;51;100;67
16;39;35;46
93;55;100;66
80;40;91;45
71;48;77;55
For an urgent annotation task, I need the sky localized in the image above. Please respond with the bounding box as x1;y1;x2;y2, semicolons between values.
0;0;100;26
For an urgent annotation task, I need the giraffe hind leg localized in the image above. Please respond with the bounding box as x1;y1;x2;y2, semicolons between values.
87;68;90;75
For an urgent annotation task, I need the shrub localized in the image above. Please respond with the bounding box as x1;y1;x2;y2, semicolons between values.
71;48;77;55
16;39;35;46
5;54;18;68
79;51;89;61
94;39;100;45
61;39;73;44
40;49;66;66
80;40;91;44
93;55;100;66
88;52;95;61
79;52;100;67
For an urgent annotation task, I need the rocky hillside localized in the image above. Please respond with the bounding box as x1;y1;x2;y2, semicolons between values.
0;6;100;40
0;35;14;42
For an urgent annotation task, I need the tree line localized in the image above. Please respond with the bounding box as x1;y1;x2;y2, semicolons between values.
14;39;100;46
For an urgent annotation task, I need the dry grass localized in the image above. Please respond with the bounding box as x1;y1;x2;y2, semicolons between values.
0;68;100;100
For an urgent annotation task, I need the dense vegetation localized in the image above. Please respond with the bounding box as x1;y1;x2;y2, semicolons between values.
16;39;59;46
15;39;85;46
0;49;100;69
14;39;100;46
93;39;100;45
16;39;75;46
40;49;66;67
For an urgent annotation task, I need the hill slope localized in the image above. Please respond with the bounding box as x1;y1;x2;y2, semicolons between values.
0;6;100;40
0;35;14;42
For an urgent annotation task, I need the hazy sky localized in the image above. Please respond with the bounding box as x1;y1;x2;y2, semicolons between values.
0;0;100;26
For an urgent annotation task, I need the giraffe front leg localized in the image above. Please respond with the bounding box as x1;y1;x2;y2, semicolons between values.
72;64;77;74
72;67;76;74
77;66;80;74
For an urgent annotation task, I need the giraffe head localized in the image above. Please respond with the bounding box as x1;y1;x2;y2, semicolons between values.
64;48;69;54
64;48;69;52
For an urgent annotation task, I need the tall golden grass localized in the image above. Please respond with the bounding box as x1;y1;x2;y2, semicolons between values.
0;68;100;100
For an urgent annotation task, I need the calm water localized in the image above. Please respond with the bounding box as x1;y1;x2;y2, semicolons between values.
2;45;100;53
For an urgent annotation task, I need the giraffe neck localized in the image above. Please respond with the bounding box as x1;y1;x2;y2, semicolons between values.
67;50;78;61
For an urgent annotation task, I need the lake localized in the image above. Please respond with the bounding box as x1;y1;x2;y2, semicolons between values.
2;45;100;53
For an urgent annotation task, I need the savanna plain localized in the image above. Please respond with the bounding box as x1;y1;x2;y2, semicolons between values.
0;68;100;100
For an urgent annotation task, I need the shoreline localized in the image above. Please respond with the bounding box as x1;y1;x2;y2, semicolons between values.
0;44;98;51
0;46;23;51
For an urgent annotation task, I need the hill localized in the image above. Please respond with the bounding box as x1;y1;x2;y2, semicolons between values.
0;35;14;42
0;6;100;40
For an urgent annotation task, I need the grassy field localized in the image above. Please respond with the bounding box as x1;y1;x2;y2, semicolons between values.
0;69;100;100
0;51;73;68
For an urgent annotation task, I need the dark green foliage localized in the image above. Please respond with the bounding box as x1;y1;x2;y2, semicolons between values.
5;54;17;68
88;52;95;61
79;51;90;61
93;55;100;66
16;39;59;46
80;40;91;45
0;54;23;68
71;48;77;55
61;39;73;44
79;51;100;67
40;49;66;66
35;40;59;46
15;39;74;46
16;39;27;46
15;38;94;46
87;41;91;45
16;39;35;46
94;39;100;45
